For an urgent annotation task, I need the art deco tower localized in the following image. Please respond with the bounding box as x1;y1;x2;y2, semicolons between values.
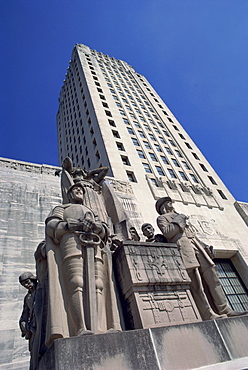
56;44;248;311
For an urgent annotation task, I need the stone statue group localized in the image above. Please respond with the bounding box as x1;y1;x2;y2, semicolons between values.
19;158;247;369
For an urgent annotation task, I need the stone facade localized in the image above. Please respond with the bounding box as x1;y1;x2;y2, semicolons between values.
0;158;61;369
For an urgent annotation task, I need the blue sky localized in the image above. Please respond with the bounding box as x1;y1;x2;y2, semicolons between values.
1;1;248;202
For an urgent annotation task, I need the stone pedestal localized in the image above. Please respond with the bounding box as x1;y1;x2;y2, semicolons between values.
38;316;248;370
113;241;201;329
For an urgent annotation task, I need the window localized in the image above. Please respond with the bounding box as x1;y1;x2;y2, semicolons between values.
173;125;179;131
154;144;162;152
208;176;217;185
160;156;169;164
123;118;129;125
112;130;120;138
149;134;156;141
156;166;165;176
143;163;152;173
121;155;130;165
102;102;109;108
134;122;141;128
143;141;151;149
150;178;158;187
167;117;173;123
179;133;185;139
168;169;177;178
169;139;176;147
137;149;145;158
116;102;122;107
143;124;150;131
105;110;112;117
138;131;146;138
215;259;248;311
165;147;173;155
182;161;190;169
127;127;134;135
163;130;169;137
175;149;182;157
172;158;180;167
108;119;116;127
190;174;199;183
200;163;208;172
95;151;100;161
119;110;125;116
99;94;105;100
217;189;227;200
116;142;125;151
149;153;157;161
192;152;200;160
132;138;140;146
179;171;188;181
159;137;166;144
126;171;137;182
185;142;192;149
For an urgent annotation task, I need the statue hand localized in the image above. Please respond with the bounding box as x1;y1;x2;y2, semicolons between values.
91;221;103;235
25;331;32;340
172;214;187;231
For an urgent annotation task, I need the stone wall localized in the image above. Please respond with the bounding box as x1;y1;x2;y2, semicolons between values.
0;158;61;369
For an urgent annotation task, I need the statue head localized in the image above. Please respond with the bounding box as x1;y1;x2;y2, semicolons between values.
129;227;140;241
155;197;173;215
141;223;155;238
72;168;87;183
19;272;37;290
67;183;85;204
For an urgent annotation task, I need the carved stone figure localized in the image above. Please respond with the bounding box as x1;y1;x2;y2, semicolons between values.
129;226;140;241
45;182;122;346
141;223;167;243
156;197;248;320
61;157;130;238
61;157;109;223
33;241;48;362
19;272;38;370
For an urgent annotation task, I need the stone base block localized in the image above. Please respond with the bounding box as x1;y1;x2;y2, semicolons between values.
38;315;248;370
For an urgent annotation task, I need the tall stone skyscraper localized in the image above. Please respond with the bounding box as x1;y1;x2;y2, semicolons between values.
57;44;248;310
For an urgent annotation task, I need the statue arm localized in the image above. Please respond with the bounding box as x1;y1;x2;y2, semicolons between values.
19;295;30;337
87;167;109;184
157;215;181;239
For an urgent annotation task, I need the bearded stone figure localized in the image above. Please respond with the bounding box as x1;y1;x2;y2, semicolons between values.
45;182;122;347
